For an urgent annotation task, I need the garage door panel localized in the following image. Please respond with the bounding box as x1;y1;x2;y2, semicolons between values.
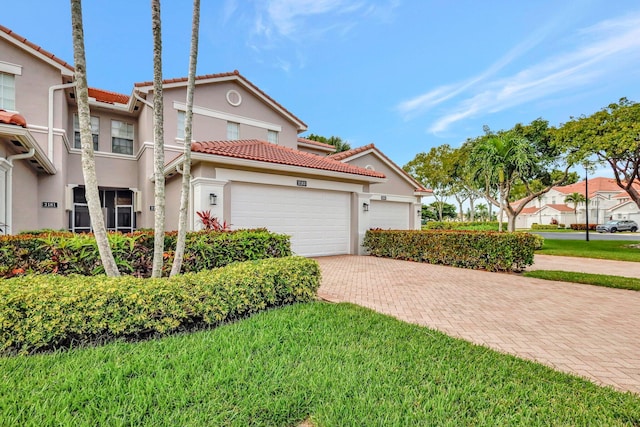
370;200;410;229
231;183;350;256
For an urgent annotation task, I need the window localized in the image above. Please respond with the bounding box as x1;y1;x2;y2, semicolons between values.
267;130;278;144
0;72;15;111
71;187;134;233
111;120;134;155
227;122;239;140
73;114;100;150
176;110;185;139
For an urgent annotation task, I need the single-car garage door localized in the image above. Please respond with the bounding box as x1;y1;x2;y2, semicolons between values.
230;182;351;256
370;200;410;229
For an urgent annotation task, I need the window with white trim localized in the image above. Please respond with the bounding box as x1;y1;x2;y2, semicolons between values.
111;120;134;155
177;110;185;139
227;122;239;140
0;73;15;111
267;130;278;144
73;114;100;150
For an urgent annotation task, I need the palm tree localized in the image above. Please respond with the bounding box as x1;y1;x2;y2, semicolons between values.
470;132;534;231
70;0;120;277
151;0;166;278
170;0;200;277
564;192;586;225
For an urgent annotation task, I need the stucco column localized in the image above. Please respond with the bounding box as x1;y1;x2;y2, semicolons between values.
411;202;422;230
191;177;228;230
353;192;372;255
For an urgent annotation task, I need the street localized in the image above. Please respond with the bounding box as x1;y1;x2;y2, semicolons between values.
532;231;640;241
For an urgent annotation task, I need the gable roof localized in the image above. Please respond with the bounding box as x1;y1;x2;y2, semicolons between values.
189;139;385;179
134;70;307;132
0;25;74;76
545;204;575;212
555;177;623;196
329;143;431;193
518;206;541;215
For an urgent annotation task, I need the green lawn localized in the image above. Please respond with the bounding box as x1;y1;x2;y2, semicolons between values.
537;239;640;262
523;270;640;291
1;303;639;426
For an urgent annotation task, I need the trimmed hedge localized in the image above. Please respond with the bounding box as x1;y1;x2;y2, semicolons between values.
364;229;541;272
0;257;320;355
0;229;290;278
531;223;564;230
424;221;507;232
569;223;598;230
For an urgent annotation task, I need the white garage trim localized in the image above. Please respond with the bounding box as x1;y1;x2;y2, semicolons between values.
230;182;351;256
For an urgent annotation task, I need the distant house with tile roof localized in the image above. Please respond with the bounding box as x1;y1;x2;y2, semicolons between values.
0;25;430;255
513;177;640;228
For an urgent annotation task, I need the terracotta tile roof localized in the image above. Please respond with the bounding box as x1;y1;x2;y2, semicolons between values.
134;70;307;129
88;87;130;105
545;203;575;212
191;139;385;178
0;25;74;71
329;143;430;193
519;206;541;215
0;110;27;127
328;143;374;161
555;177;622;195
297;137;336;150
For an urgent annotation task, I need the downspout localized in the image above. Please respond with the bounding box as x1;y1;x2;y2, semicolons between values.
48;82;77;162
133;90;154;109
5;148;35;234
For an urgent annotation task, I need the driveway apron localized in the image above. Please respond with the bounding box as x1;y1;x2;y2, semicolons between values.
315;255;640;394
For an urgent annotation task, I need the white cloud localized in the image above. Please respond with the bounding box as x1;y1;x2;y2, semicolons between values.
399;10;640;134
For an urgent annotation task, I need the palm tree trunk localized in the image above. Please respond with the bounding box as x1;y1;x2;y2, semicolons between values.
170;0;200;277
70;0;120;277
151;0;166;278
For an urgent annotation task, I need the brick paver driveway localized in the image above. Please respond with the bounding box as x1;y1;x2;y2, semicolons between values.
316;255;640;394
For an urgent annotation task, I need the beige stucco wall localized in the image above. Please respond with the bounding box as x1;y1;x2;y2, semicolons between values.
11;159;39;232
346;153;416;196
160;81;301;148
0;40;66;130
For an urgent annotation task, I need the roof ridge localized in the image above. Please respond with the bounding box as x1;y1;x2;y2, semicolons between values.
0;25;74;71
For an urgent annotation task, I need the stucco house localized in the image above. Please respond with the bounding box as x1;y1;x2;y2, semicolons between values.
0;25;429;256
514;177;640;228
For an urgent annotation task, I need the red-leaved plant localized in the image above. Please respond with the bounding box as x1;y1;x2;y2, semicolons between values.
196;210;231;231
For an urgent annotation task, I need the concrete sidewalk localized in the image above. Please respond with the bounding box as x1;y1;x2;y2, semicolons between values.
316;255;640;394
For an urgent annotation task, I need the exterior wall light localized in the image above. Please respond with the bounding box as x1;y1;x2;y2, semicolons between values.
209;193;218;205
363;202;369;212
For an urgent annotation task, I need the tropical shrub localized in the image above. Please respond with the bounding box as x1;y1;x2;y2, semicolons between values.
0;257;320;355
424;221;507;232
569;223;598;230
364;229;539;272
0;229;290;278
531;224;563;230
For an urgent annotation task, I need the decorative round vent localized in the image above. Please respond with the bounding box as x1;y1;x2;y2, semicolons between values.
226;90;242;106
365;164;375;171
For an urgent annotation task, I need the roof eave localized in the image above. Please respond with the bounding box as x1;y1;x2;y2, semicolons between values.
0;124;56;174
163;152;386;183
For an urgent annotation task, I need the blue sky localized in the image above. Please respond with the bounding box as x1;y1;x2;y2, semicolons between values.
3;0;640;172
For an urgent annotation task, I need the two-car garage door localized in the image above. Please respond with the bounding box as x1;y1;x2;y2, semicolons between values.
230;183;351;257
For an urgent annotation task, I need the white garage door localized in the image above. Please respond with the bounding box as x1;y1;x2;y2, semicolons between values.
370;200;410;229
230;183;351;256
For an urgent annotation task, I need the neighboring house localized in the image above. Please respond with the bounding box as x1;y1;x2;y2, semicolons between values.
0;25;429;256
513;177;640;228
